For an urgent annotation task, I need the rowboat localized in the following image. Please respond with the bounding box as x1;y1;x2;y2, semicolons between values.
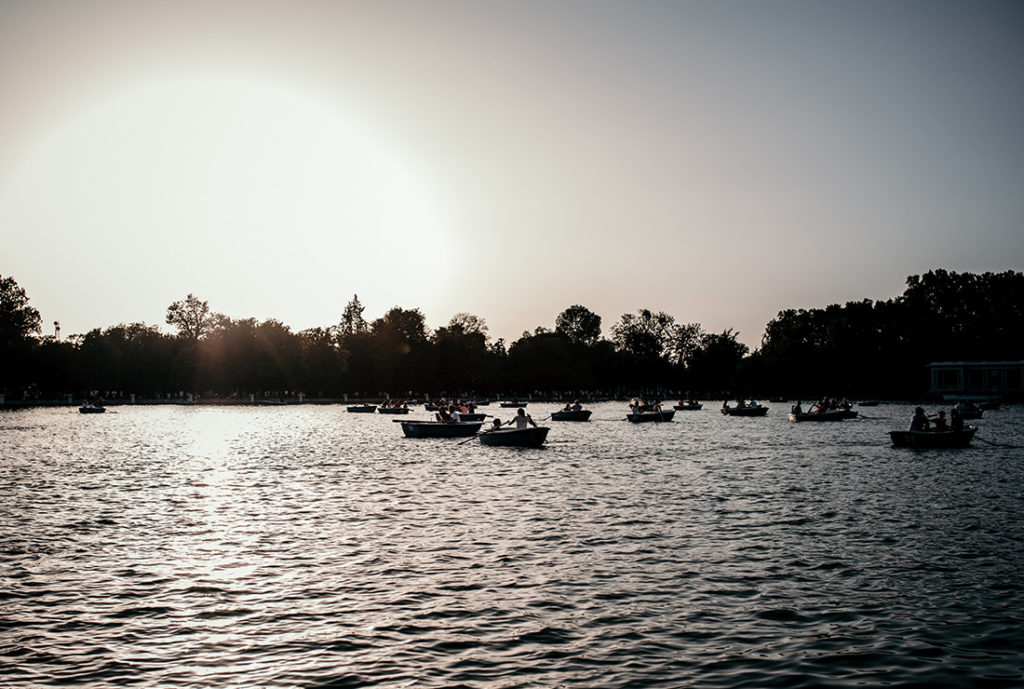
500;401;528;408
79;404;106;414
551;409;592;421
478;426;549;447
889;427;977;448
720;403;770;413
626;409;675;422
346;405;377;413
378;406;410;414
789;409;858;422
673;402;703;411
399;420;483;438
435;412;487;422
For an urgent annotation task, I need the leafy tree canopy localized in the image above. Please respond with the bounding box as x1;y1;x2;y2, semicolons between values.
165;294;221;341
0;275;41;345
555;305;601;346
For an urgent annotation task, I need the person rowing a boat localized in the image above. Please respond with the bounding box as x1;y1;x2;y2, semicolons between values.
931;410;948;432
511;407;537;429
950;407;964;432
909;407;929;432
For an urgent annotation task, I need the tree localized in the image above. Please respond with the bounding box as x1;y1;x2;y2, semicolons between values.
369;307;431;393
667;322;705;367
165;294;219;340
338;294;368;337
0;275;41;345
443;312;489;339
611;309;675;359
433;313;493;393
688;329;749;392
1;275;42;389
555;305;601;346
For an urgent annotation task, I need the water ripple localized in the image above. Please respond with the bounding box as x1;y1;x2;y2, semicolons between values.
1;403;1023;686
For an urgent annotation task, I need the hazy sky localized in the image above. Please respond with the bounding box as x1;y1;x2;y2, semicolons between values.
2;0;1022;348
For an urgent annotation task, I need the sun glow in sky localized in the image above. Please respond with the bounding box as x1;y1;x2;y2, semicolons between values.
1;1;1022;347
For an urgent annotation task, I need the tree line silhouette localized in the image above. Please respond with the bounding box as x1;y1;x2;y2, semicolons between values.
2;269;1021;402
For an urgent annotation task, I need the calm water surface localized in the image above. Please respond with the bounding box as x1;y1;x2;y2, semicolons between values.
2;402;1022;687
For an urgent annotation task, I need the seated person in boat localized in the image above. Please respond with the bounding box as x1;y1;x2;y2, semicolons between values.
492;418;503;431
931;410;948;432
909;407;930;432
791;401;803;414
437;406;453;422
950;407;964;432
512;408;537;429
571;400;582;411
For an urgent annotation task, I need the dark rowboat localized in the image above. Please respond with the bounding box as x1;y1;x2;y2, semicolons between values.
551;409;592;421
889;427;977;448
347;405;377;413
479;426;549;447
673;402;703;411
500;401;528;408
79;405;106;414
789;409;858;422
378;406;410;414
626;409;675;423
399;421;483;438
436;412;487;422
721;405;768;417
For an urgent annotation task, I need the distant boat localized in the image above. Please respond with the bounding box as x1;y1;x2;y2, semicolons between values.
399;420;483;438
378;406;410;414
79;404;105;414
500;401;528;408
478;426;550;448
721;404;768;417
626;409;675;423
957;405;984;420
889;427;977;448
673;401;703;411
346;404;377;413
551;409;592;421
789;409;858;422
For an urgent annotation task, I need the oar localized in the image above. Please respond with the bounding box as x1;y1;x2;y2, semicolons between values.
976;435;1021;448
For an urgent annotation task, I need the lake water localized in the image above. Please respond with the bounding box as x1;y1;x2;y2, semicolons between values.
2;402;1022;687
